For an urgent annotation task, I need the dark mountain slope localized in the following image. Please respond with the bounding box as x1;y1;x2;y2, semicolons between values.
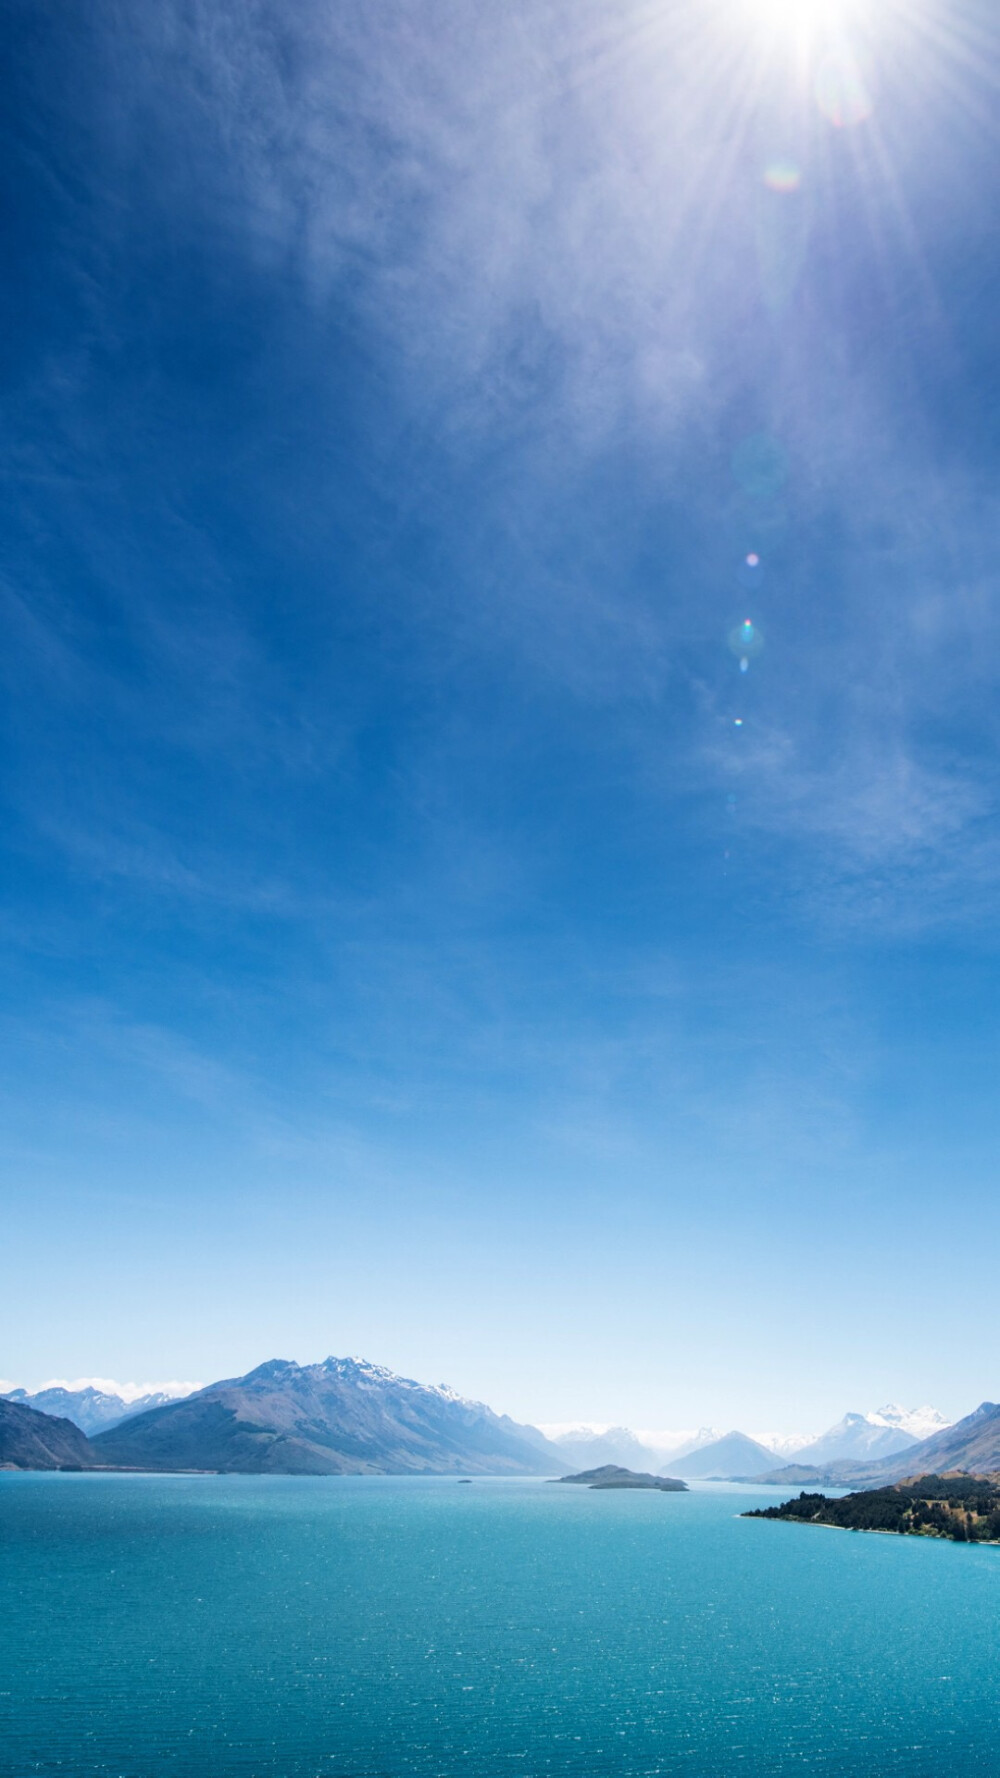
0;1398;96;1469
92;1356;565;1475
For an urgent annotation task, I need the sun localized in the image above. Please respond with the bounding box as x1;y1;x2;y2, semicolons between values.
743;0;842;29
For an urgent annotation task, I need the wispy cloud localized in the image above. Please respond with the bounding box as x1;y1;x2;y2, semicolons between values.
12;0;999;938
31;1379;200;1401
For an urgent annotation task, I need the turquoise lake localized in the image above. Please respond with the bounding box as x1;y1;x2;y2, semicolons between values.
3;1473;1000;1777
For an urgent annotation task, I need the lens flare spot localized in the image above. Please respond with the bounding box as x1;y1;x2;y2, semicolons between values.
729;616;763;668
816;51;872;127
739;551;764;589
763;160;802;193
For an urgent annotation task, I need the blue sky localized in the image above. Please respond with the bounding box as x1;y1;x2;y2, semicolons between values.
3;0;1000;1434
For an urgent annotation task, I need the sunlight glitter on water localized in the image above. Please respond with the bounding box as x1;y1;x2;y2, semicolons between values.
4;1474;1000;1778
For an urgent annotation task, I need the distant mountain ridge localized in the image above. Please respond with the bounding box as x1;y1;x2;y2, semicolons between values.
543;1425;666;1473
664;1427;724;1461
791;1404;951;1468
757;1402;1000;1489
91;1356;566;1475
669;1431;779;1478
4;1385;190;1436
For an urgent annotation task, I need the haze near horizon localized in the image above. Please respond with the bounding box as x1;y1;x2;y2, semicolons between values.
3;0;1000;1433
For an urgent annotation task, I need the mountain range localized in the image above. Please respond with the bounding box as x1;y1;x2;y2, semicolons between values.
88;1357;565;1475
1;1361;985;1483
3;1383;950;1466
787;1404;950;1467
756;1402;1000;1488
2;1357;566;1474
4;1384;189;1436
542;1425;667;1473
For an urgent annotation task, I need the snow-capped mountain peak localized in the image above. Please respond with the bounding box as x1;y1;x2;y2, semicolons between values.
791;1403;953;1468
870;1403;951;1439
2;1380;201;1437
320;1356;477;1409
752;1431;816;1458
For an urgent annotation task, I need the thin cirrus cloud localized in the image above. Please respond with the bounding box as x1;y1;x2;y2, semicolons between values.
14;0;995;833
7;0;999;946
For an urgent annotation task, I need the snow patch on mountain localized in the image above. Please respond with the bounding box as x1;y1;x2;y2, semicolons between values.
792;1404;953;1468
750;1431;816;1457
321;1356;476;1408
870;1403;951;1440
639;1427;724;1458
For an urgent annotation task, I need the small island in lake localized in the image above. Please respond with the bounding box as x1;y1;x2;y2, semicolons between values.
551;1464;687;1491
745;1473;1000;1541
